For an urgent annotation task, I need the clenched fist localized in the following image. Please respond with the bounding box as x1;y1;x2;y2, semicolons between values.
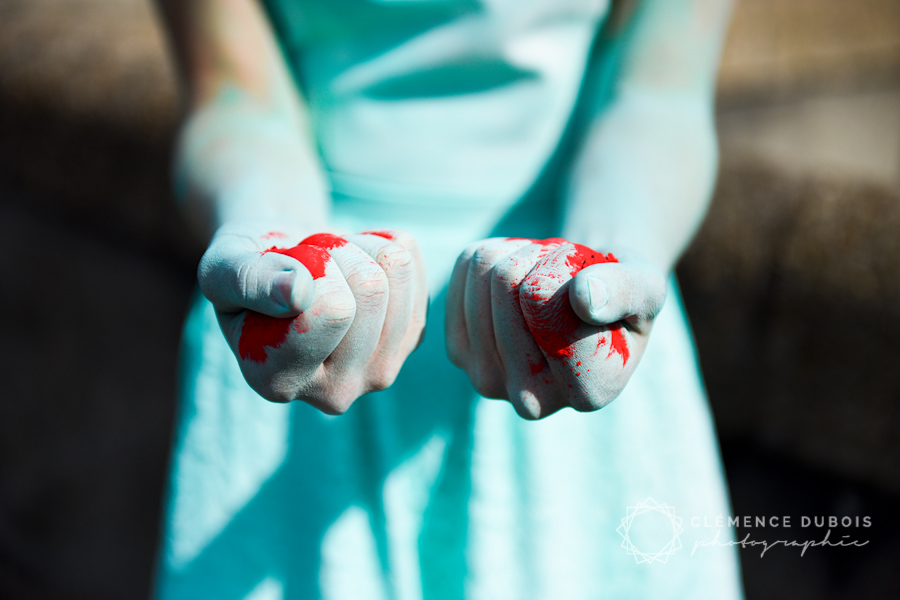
446;237;666;419
199;223;428;413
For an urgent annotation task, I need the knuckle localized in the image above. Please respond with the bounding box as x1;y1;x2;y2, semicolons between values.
385;229;417;251
517;274;554;310
513;399;543;421
367;362;402;392
512;389;562;420
491;257;519;290
445;338;468;369
260;387;295;404
410;314;427;339
469;366;507;400
347;268;389;303
197;251;226;294
452;243;481;277
314;383;360;415
461;239;484;259
469;250;509;291
470;244;504;272
315;290;357;328
376;244;413;277
447;347;467;369
242;369;299;404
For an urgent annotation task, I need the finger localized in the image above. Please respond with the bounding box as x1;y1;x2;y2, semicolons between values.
218;257;357;406
519;243;635;411
361;229;429;355
518;243;584;363
518;244;606;409
491;243;562;419
464;238;533;399
569;253;667;332
199;229;319;316
345;232;415;388
221;233;355;368
445;244;475;369
318;235;390;401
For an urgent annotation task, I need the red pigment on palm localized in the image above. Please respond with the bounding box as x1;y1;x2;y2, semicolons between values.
237;234;347;363
263;233;346;279
361;230;396;240
604;324;630;365
513;237;628;365
237;312;307;362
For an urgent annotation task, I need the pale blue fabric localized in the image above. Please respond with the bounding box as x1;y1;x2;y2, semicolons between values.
156;1;744;597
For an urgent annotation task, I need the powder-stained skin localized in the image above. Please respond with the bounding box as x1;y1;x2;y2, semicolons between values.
360;230;396;241
509;237;629;365
238;234;348;362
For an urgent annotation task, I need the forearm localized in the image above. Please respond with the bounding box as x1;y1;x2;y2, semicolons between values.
158;0;329;242
561;87;717;273
560;0;731;273
174;87;330;240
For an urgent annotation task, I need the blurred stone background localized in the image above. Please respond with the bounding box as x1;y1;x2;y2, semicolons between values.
0;0;898;598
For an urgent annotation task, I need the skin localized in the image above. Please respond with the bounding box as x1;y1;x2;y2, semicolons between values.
198;224;427;411
447;238;665;419
157;0;427;411
445;0;733;418
157;0;732;417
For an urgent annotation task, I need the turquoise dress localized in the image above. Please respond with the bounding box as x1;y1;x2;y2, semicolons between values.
156;1;743;598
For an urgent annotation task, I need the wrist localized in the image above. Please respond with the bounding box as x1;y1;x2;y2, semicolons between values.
559;217;669;274
174;100;331;242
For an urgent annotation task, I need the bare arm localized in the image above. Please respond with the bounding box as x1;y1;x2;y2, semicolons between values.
154;1;427;410
156;0;329;240
445;0;733;418
562;0;733;272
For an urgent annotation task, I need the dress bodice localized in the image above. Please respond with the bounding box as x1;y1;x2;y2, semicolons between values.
263;0;611;205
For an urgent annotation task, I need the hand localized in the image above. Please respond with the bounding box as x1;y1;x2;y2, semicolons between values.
446;237;666;419
199;223;428;413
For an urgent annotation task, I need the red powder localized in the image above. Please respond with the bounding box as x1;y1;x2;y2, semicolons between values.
266;245;330;279
529;361;545;375
238;311;291;362
262;231;288;240
563;242;616;277
300;233;348;250
238;233;347;362
506;237;571;247
607;325;630;365
523;286;580;359
519;238;628;365
361;230;396;240
262;233;347;280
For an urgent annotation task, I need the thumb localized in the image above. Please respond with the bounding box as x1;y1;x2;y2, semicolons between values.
568;257;666;331
198;233;315;316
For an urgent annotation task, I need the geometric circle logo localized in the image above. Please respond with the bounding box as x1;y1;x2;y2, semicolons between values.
616;497;684;564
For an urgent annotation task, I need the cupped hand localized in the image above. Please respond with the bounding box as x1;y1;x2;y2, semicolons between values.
199;223;428;412
446;237;666;419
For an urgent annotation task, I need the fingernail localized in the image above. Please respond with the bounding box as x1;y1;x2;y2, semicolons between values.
272;270;296;310
588;276;609;315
